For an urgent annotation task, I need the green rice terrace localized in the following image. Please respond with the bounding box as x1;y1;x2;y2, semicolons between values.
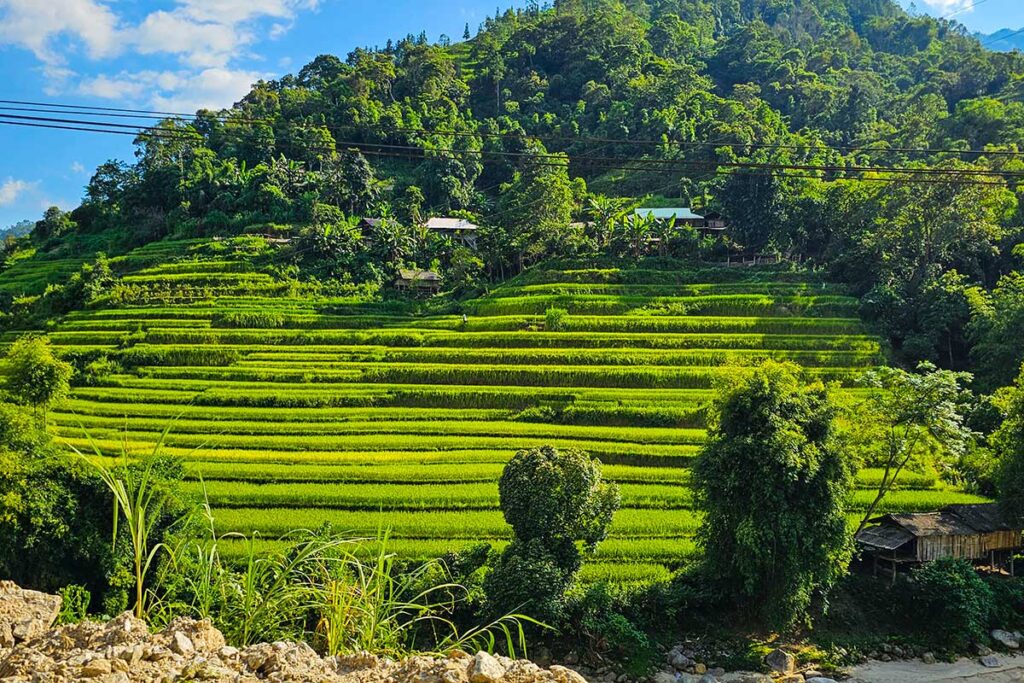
10;239;990;584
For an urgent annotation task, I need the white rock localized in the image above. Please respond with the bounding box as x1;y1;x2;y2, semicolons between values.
170;631;194;655
980;655;1000;668
470;651;506;683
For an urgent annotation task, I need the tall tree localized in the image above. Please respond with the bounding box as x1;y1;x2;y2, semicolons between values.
693;361;852;630
853;363;975;533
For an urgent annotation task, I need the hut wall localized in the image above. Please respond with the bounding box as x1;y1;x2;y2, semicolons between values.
916;534;984;562
981;530;1023;553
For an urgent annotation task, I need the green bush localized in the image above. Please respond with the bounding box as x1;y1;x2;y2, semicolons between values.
910;558;994;650
545;306;568;331
484;446;620;622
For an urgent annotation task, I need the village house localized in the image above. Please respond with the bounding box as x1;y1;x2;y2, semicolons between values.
856;503;1023;579
423;217;479;248
358;217;479;249
633;207;728;238
393;269;443;296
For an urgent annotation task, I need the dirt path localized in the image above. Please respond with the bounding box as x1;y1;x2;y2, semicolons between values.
849;654;1024;682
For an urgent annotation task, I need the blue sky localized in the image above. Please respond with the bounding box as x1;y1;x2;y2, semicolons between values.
0;0;1021;228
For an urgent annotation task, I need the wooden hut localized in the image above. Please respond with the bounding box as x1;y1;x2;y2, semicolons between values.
394;269;442;295
856;503;1022;579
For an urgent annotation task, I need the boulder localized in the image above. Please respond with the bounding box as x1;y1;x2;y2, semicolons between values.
765;649;795;675
979;655;1000;668
653;671;679;683
921;652;936;665
991;629;1021;650
0;580;61;648
470;650;507;683
805;678;837;683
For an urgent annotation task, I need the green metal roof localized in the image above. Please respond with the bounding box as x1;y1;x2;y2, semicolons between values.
634;207;704;221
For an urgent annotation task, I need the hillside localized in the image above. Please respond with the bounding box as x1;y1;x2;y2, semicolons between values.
34;238;988;582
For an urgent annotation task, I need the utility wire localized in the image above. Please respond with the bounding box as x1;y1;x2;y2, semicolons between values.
4;99;1024;159
1;112;1019;180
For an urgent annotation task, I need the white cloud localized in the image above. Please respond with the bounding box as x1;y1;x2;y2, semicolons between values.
0;178;35;206
78;67;269;112
130;10;248;68
77;73;149;100
71;162;86;174
0;0;120;64
2;0;317;114
919;0;976;15
149;67;269;111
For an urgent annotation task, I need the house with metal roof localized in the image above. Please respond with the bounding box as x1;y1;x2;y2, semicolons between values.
633;208;727;236
856;503;1022;578
423;217;479;248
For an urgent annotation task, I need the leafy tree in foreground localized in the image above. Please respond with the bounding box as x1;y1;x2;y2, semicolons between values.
992;365;1024;524
854;362;974;533
0;403;123;609
484;446;620;622
692;361;852;631
3;336;74;418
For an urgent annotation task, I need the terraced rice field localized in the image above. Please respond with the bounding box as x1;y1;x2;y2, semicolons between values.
21;244;989;582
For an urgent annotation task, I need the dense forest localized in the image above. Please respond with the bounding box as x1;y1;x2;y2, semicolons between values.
5;0;1024;388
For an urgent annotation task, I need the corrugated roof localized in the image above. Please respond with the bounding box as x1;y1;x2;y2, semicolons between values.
424;217;478;231
634;208;704;221
855;525;915;550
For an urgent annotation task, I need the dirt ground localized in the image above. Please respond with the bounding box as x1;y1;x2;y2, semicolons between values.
848;654;1024;682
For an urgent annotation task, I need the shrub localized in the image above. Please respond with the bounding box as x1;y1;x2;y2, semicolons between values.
910;558;994;650
545;306;568;331
3;336;73;416
485;446;620;622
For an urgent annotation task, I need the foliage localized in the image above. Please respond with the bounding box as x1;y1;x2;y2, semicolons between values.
158;516;538;656
991;365;1024;524
692;361;853;630
485;446;620;621
71;427;184;619
0;403;127;611
909;558;994;651
853;362;975;532
3;336;73;415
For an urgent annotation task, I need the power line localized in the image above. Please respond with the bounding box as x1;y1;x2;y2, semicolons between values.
2;112;1020;181
0;118;1013;189
4;98;1024;159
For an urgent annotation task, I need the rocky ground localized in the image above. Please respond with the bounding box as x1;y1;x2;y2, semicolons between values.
2;581;1022;683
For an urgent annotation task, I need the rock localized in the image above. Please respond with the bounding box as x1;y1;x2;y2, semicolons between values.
778;675;804;683
653;671;678;683
550;665;589;683
709;668;725;678
470;651;507;683
765;649;795;675
975;644;993;656
81;658;113;677
698;675;717;683
694;663;707;674
991;629;1021;650
0;580;62;647
672;653;691;669
980;654;1000;668
805;678;837;683
921;652;936;664
170;631;194;655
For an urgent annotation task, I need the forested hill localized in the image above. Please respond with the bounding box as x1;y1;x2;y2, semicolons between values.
4;0;1024;390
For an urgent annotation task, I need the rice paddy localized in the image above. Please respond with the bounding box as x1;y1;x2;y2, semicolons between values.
19;241;986;582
